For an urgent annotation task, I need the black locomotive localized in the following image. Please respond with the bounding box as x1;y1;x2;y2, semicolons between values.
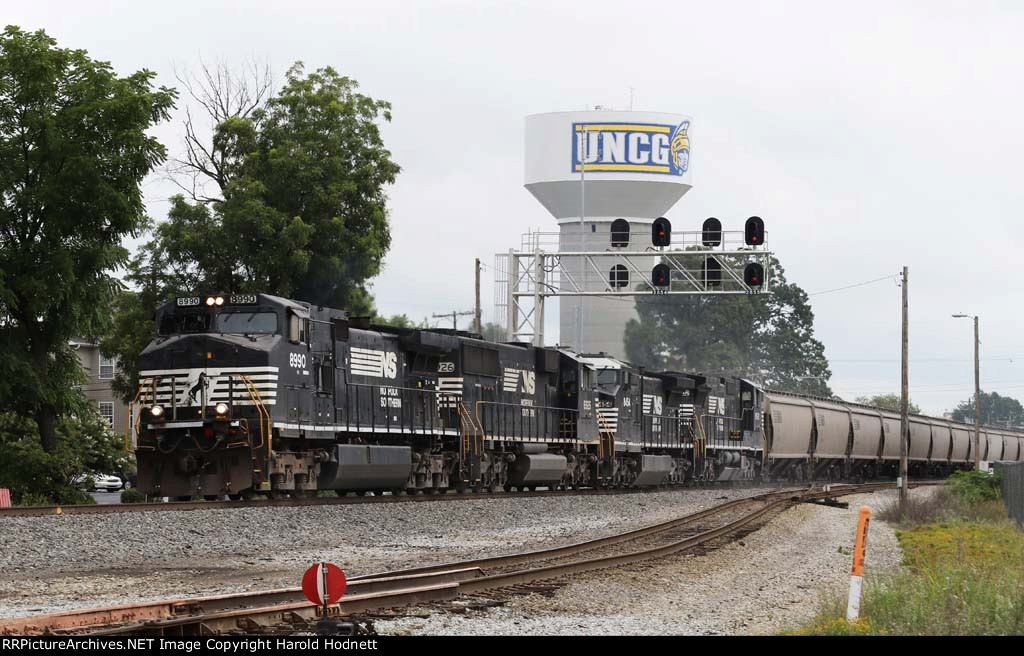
129;293;763;498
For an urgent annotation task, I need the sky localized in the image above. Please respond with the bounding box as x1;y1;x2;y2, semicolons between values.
8;0;1024;416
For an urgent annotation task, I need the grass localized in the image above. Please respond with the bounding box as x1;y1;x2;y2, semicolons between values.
784;473;1024;636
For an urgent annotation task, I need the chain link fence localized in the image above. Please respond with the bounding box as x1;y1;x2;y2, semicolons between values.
994;462;1024;527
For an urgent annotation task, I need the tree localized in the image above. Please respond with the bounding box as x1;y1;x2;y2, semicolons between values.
149;62;399;313
623;257;832;396
481;322;506;342
854;394;920;414
0;27;175;452
951;391;1024;428
104;63;400;401
376;313;415;329
0;409;123;504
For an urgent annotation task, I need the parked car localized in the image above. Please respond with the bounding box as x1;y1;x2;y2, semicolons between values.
73;473;126;492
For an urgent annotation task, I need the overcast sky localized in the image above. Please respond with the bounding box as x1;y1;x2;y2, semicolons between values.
10;1;1024;416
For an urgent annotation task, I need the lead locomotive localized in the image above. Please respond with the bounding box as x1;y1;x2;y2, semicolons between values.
129;293;763;498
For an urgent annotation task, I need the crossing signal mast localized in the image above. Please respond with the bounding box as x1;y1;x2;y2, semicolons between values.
498;215;774;345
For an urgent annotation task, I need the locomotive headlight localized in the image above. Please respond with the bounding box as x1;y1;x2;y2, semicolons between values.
214;402;230;417
205;296;216;306
150;405;165;418
214;296;224;306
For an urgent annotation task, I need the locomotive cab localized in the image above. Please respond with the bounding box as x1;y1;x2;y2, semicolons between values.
134;294;324;499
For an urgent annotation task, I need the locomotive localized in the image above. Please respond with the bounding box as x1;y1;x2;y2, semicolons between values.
128;293;762;498
127;293;1023;499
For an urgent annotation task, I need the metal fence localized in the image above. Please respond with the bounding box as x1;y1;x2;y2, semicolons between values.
995;461;1024;527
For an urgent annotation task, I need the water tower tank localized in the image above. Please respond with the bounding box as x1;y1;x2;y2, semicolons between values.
524;111;694;359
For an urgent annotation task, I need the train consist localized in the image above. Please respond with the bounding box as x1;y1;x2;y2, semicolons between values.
127;293;1024;499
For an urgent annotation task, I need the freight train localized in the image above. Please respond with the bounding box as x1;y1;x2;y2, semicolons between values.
126;293;1023;499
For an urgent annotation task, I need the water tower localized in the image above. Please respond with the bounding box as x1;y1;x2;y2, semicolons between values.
523;110;693;358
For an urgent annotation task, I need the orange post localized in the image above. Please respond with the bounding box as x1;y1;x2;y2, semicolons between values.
846;505;871;620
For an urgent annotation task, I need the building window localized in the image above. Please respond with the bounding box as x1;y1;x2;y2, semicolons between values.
98;402;114;427
99;354;115;380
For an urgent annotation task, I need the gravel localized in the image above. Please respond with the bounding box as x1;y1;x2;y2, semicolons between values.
374;487;918;636
0;487;772;619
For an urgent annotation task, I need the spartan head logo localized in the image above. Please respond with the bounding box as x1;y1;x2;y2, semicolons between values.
670;121;690;175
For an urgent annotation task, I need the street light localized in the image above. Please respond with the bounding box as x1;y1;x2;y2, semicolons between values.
952;314;981;469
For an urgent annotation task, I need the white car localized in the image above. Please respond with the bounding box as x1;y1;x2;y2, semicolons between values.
74;473;125;492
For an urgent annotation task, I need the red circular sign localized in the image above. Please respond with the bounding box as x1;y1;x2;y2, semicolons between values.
301;562;347;606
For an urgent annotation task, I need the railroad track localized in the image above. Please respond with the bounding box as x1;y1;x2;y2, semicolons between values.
1;481;927;636
0;482;776;518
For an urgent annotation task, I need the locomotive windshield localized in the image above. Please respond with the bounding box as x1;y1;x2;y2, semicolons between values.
158;311;211;335
157;310;278;335
216;311;277;334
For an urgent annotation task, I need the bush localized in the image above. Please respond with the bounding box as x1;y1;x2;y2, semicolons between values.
120;488;146;504
0;411;122;505
946;470;1002;503
877;485;1008;527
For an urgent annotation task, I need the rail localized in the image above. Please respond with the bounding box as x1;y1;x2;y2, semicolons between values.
1;481;932;635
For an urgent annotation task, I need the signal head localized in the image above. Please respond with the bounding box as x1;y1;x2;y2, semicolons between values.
652;263;671;288
744;216;765;246
652;217;672;248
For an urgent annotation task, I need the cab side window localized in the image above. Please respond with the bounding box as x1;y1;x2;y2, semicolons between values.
289;313;309;344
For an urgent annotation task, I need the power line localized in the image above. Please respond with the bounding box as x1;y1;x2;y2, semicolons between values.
809;274;899;297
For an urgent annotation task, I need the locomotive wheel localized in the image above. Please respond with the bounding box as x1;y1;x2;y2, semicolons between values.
227;493;242;501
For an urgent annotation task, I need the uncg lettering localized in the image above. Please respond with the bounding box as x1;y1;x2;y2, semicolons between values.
576;131;670;166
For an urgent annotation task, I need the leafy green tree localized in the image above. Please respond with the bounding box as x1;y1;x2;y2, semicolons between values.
481;322;506;342
104;63;400;401
0;26;175;451
0;409;125;505
854;394;921;414
951;391;1024;428
149;62;399;312
376;313;415;329
624;257;832;396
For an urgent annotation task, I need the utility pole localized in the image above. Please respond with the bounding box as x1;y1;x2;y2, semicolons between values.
952;312;981;469
974;315;981;469
432;310;474;331
899;266;909;514
577;126;588;353
474;258;482;334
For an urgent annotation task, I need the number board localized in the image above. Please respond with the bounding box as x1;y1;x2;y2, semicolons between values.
229;294;258;305
176;297;201;307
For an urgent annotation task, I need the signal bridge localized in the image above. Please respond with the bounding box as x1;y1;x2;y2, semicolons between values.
494;217;774;347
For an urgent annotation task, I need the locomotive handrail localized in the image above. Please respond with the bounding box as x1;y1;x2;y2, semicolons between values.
473;400;580;445
124;384;146;452
237;375;272;461
596;412;615;461
128;374;272;460
456;402;483;468
638;411;694;449
337;380;454;437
